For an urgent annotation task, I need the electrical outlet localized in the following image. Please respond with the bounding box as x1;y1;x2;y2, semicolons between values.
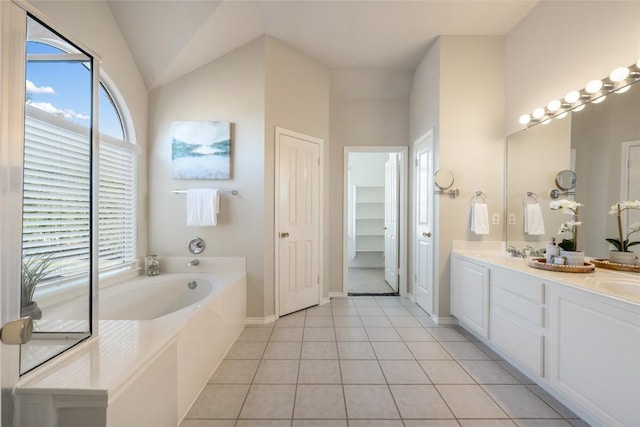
492;213;500;225
508;213;516;225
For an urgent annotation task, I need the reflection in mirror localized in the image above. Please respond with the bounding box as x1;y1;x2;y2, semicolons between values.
507;78;640;258
555;170;577;191
20;15;93;374
434;169;454;189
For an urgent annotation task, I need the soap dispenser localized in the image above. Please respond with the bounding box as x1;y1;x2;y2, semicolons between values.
545;238;560;263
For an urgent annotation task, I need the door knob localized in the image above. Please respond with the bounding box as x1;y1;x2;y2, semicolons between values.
280;232;290;238
1;316;33;345
422;232;431;238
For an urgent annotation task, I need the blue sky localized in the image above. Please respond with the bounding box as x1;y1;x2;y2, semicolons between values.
26;41;124;140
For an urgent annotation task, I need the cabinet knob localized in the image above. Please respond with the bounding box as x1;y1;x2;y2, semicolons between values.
422;232;431;238
280;232;290;238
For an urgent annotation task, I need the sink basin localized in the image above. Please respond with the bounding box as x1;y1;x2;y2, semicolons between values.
584;278;640;300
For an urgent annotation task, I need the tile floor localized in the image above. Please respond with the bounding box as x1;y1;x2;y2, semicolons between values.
347;268;396;294
181;297;589;427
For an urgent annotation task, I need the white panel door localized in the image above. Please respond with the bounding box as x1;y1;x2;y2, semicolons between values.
277;130;321;316
414;132;434;314
384;155;399;290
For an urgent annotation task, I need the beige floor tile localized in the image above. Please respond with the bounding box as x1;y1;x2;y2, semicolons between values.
343;385;400;419
301;341;338;359
426;327;469;342
387;316;422;328
304;316;333;327
496;361;536;384
270;327;304;341
225;341;267;359
239;385;296;419
298;360;341;384
395;327;435;342
514;420;573;427
376;299;404;307
292;421;347;427
209;359;259;384
235;422;292;427
339;360;386;384
403;421;461;427
331;306;360;316
334;327;368;341
359;316;393;328
365;327;402;341
356;306;386;316
458;360;519;384
526;385;579;418
253;360;300;384
379;360;431;384
483;385;561;419
381;306;411;316
419;360;475;384
371;341;414;360
293;385;346;419
275;316;306;328
180;420;236;427
406;342;452;360
441;341;492;360
332;316;363;327
306;305;333;316
303;327;335;341
415;316;438;327
337;341;376;359
458;421;517;427
436;384;508;419
237;328;274;341
389;384;454;419
186;384;250;419
348;421;404;427
263;342;302;359
352;298;379;307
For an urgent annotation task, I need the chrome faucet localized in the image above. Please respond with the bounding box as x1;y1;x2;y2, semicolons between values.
188;259;199;267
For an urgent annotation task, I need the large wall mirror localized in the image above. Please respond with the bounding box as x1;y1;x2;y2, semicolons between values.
506;78;640;258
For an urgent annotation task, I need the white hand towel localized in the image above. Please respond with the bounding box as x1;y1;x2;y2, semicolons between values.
187;189;219;226
470;203;490;235
524;203;545;235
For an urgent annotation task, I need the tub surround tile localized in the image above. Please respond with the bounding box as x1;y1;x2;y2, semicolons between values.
186;384;249;419
240;384;296;419
293;384;346;419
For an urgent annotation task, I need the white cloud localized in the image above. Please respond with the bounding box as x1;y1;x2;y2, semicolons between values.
30;102;89;121
26;80;55;95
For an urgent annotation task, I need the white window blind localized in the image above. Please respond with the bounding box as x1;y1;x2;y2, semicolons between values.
23;104;137;281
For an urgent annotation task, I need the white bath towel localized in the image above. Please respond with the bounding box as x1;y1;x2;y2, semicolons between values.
524;203;545;235
187;189;219;226
470;203;490;235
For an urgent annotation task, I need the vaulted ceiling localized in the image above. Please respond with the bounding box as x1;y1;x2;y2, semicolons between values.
106;0;538;89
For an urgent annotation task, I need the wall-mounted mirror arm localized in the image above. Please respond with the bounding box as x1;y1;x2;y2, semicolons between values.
434;169;460;199
549;169;577;199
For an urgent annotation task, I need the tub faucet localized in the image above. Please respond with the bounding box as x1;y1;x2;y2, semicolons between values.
188;259;199;267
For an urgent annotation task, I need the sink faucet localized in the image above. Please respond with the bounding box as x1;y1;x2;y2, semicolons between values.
188;259;199;267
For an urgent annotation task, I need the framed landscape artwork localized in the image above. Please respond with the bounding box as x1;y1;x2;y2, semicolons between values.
171;121;231;179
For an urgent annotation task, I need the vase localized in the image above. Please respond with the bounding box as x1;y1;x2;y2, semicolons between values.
21;301;42;320
609;250;638;265
560;250;585;266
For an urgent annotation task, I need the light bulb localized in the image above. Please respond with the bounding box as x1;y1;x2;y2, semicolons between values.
519;114;531;125
532;108;545;119
609;67;630;82
547;100;561;112
592;95;607;104
564;91;580;103
541;119;551;125
585;79;603;93
573;104;586;112
555;112;568;119
615;85;631;94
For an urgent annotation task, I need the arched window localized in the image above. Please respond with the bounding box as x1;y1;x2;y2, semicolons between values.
25;40;137;280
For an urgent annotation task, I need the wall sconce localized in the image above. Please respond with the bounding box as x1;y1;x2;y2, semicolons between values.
434;169;459;198
518;58;640;128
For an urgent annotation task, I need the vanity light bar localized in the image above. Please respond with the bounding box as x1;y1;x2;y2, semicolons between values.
518;59;640;127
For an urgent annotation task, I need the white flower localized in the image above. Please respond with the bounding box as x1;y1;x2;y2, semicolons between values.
550;199;582;215
629;222;640;233
610;200;640;215
558;221;581;234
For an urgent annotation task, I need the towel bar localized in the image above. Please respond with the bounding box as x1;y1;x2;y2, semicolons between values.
173;189;238;196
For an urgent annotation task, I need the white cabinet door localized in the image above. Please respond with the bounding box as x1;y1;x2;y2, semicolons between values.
450;256;489;338
549;286;640;427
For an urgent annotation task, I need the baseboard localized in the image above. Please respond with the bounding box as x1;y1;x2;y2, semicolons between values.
245;315;277;325
321;297;331;305
329;291;347;299
433;315;457;326
405;292;415;302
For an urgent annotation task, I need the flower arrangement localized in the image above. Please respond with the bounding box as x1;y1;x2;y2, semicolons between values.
607;200;640;252
549;199;583;251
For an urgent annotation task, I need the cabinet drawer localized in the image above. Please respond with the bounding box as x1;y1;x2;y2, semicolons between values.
490;307;544;376
493;285;544;327
491;267;544;303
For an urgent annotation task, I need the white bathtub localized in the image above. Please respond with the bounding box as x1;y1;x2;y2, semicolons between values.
15;258;247;427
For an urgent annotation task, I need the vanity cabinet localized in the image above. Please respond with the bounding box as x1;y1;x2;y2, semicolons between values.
489;266;546;376
450;255;490;338
548;285;640;427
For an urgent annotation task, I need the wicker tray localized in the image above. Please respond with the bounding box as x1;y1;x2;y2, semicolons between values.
527;258;595;273
591;258;640;273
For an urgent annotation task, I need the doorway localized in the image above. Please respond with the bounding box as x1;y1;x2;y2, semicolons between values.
343;147;407;296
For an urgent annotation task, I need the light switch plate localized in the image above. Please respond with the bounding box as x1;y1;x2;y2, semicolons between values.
508;213;516;225
492;213;500;225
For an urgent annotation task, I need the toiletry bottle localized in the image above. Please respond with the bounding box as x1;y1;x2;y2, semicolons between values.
546;238;560;263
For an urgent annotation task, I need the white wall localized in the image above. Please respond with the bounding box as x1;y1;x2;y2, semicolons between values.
329;70;411;293
505;0;640;135
28;0;150;259
410;36;505;319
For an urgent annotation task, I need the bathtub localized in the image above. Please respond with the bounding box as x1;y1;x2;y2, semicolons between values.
14;258;247;427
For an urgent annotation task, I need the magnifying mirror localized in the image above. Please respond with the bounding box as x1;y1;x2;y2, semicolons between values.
434;169;455;190
550;170;577;199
